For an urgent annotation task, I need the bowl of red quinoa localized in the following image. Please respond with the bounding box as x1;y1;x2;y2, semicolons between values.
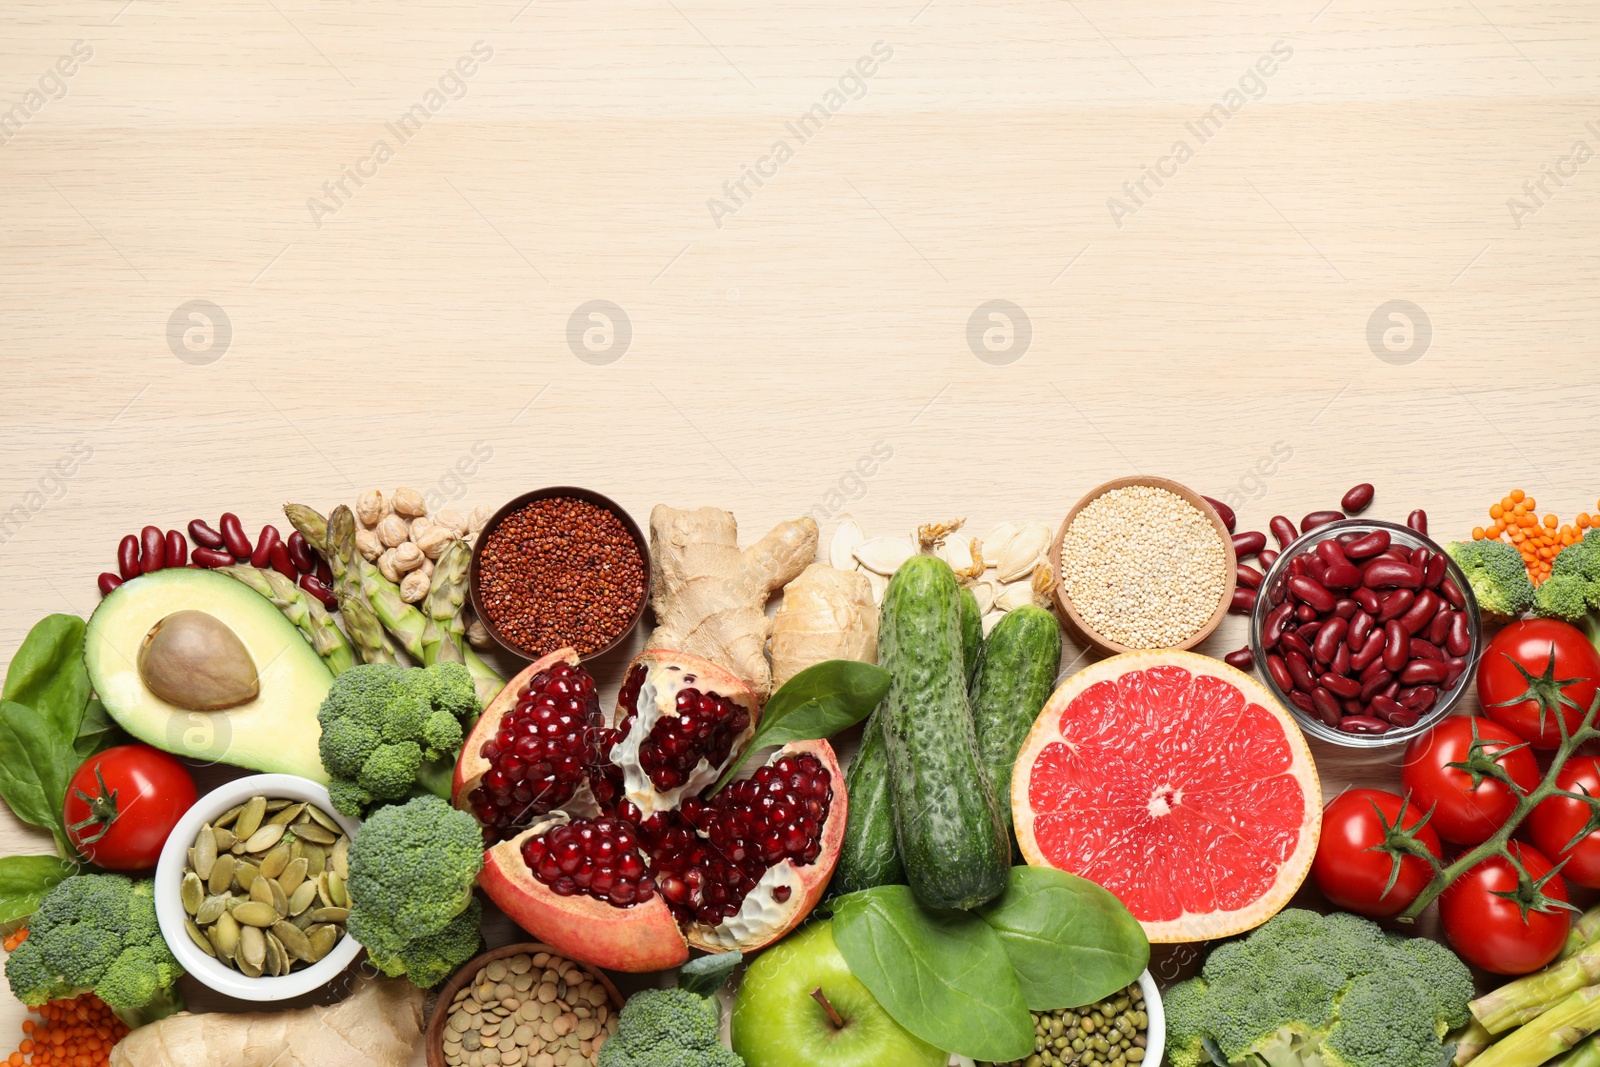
469;487;650;663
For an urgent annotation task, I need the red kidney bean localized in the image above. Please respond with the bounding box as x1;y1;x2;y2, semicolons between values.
1381;678;1402;701
1445;657;1469;687
1388;709;1420;729
1400;659;1449;685
117;534;140;579
166;529;188;568
1332;598;1357;619
1363;558;1424;590
1302;510;1345;534
1352;587;1380;614
251;525;281;569
1407;545;1427;568
1202;496;1236;533
1288;557;1308;580
1343;530;1391;560
269;542;296;579
192;547;234;568
1295;602;1318;622
1339;716;1390;735
1341;483;1375;513
1314;617;1348;663
1426;609;1452;646
1408;509;1428;534
1351;630;1386;672
1229;587;1257;614
286;531;316;574
1322;562;1363;590
1258;548;1279;570
1316;540;1350;567
1371;694;1409;723
1421;556;1443;591
299;574;338;610
1236;563;1264;589
1298;620;1324;641
1446;612;1472;657
1287;650;1316;692
315;559;333;586
1348;610;1374;647
1408;639;1443;662
140;526;166;574
1337;532;1362;545
1383;620;1410;672
1280;630;1314;662
1377;589;1415;622
1224;648;1255;671
1331;641;1352;676
1379;546;1412;563
220;512;251;558
1263;602;1293;648
1440;576;1465;608
1342;697;1365;716
1288;690;1317;716
1232;531;1264;559
1322;673;1362;699
1398;686;1439;711
1289;576;1336;613
188;518;225;549
1398;590;1441;636
1304;556;1330;585
1270;515;1298;548
97;572;123;596
1359;668;1394;701
1312;687;1342;723
1266;653;1293;692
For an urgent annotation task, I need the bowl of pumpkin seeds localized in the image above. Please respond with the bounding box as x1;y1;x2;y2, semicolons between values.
154;773;364;999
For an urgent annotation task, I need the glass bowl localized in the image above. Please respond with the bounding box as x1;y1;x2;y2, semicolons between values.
1248;519;1481;748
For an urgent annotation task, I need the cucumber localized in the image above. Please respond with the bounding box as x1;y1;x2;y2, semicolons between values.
828;708;904;896
878;555;1009;910
970;605;1062;843
959;583;983;685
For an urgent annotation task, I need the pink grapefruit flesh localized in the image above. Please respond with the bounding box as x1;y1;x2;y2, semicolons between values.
1013;649;1320;943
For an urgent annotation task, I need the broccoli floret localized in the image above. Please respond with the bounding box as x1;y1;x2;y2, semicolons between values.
345;796;483;988
1536;573;1592;623
317;661;482;817
4;874;184;1028
598;988;744;1067
1446;539;1536;620
364;897;483;989
1167;909;1472;1067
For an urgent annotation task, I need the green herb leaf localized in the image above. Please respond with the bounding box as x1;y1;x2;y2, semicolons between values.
0;700;79;857
678;950;741;997
831;885;1034;1061
0;855;76;930
72;699;126;763
3;616;90;740
709;661;890;795
975;867;1150;1010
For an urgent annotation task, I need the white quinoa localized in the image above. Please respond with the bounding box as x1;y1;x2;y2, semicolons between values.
1059;485;1227;648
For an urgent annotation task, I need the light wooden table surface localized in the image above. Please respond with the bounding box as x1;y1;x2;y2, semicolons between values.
2;0;1598;1060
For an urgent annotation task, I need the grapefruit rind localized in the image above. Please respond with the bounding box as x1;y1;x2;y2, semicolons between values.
1012;649;1320;944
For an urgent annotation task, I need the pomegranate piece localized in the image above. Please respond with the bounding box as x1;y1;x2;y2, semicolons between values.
521;816;656;907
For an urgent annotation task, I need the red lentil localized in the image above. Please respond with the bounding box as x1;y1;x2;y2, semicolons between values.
477;496;646;658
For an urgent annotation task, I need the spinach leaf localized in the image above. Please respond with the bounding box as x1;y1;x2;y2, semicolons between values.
72;698;127;763
678;950;741;997
0;855;75;929
3;616;89;739
831;885;1034;1061
0;700;79;856
976;866;1150;1010
709;661;889;795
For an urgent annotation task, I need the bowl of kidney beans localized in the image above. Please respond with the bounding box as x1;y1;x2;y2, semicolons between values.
1248;519;1480;746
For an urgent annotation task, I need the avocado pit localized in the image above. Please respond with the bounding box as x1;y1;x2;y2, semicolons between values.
137;609;260;710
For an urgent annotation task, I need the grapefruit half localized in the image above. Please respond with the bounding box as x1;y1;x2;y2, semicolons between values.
1013;649;1320;943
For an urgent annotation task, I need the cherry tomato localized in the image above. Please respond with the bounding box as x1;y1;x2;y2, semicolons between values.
1311;788;1442;918
1440;841;1571;975
63;744;197;871
1529;756;1600;888
1401;716;1540;845
1478;619;1600;749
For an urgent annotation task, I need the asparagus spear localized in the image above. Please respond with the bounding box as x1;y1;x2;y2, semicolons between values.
1453;1017;1496;1065
420;538;503;703
287;503;428;660
1561;906;1600;962
335;589;403;665
217;564;357;674
1552;1036;1600;1067
1475;985;1600;1067
1476;944;1600;1034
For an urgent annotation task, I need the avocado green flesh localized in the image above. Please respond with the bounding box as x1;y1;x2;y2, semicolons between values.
86;568;331;780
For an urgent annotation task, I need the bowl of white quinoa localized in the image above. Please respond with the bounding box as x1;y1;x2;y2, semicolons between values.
1051;477;1236;655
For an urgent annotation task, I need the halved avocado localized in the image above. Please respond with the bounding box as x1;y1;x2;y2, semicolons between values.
86;568;331;780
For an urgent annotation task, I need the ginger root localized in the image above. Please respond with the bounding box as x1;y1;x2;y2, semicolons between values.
646;505;818;702
108;975;422;1067
770;563;878;689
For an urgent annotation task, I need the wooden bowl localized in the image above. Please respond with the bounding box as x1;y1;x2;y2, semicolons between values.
424;942;626;1067
1050;475;1237;655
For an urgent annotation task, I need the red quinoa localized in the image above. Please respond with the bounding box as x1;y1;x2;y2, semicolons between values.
477;496;646;657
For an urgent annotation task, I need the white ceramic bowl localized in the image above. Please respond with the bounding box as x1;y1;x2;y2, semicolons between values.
947;969;1163;1066
155;773;363;1000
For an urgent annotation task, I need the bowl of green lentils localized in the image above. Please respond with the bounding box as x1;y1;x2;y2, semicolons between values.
974;970;1162;1067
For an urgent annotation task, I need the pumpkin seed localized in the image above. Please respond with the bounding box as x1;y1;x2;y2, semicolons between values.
262;930;283;975
213;803;244;829
829;516;864;570
212;826;236;852
187;846;197;872
272;920;311;961
237;954;263;979
995;579;1039;612
853;536;916;575
195;894;229;926
985;522;1021;561
331;837;349;879
264;798;290;811
288;881;318;916
230;841;248;855
291;910;316;930
234;861;259;893
181;872;204;915
996;522;1050;583
267;876;289;918
293;820;337;845
243;822;285;853
277;857;308;895
268;802;306;827
234;796;267;841
259;841;291;879
240;924;266;968
232;902;279;927
207;854;235;896
327;871;348;908
213;910;240;958
300;842;325;877
193;824;218;880
317;871;333;907
306;804;341;832
250;875;276;908
970;580;996;614
185;919;216;957
310;906;349;924
306;924;339;963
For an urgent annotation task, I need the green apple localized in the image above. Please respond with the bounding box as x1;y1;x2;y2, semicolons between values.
732;920;948;1067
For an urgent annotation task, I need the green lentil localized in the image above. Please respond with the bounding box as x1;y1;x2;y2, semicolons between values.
980;981;1149;1067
